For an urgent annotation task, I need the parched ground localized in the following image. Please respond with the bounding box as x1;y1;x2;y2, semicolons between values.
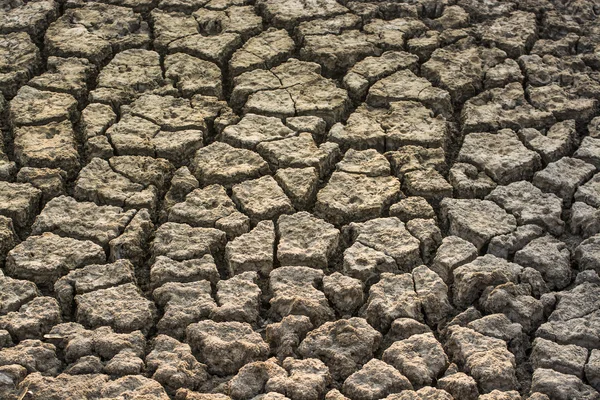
1;0;600;399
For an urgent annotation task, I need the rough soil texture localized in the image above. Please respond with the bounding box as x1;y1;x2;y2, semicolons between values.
0;0;600;399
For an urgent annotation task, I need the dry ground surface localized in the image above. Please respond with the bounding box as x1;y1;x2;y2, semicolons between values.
1;0;600;399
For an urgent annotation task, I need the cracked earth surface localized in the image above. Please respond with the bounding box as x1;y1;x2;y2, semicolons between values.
1;0;600;399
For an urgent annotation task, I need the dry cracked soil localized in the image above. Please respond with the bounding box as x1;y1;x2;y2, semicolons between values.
1;0;600;399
